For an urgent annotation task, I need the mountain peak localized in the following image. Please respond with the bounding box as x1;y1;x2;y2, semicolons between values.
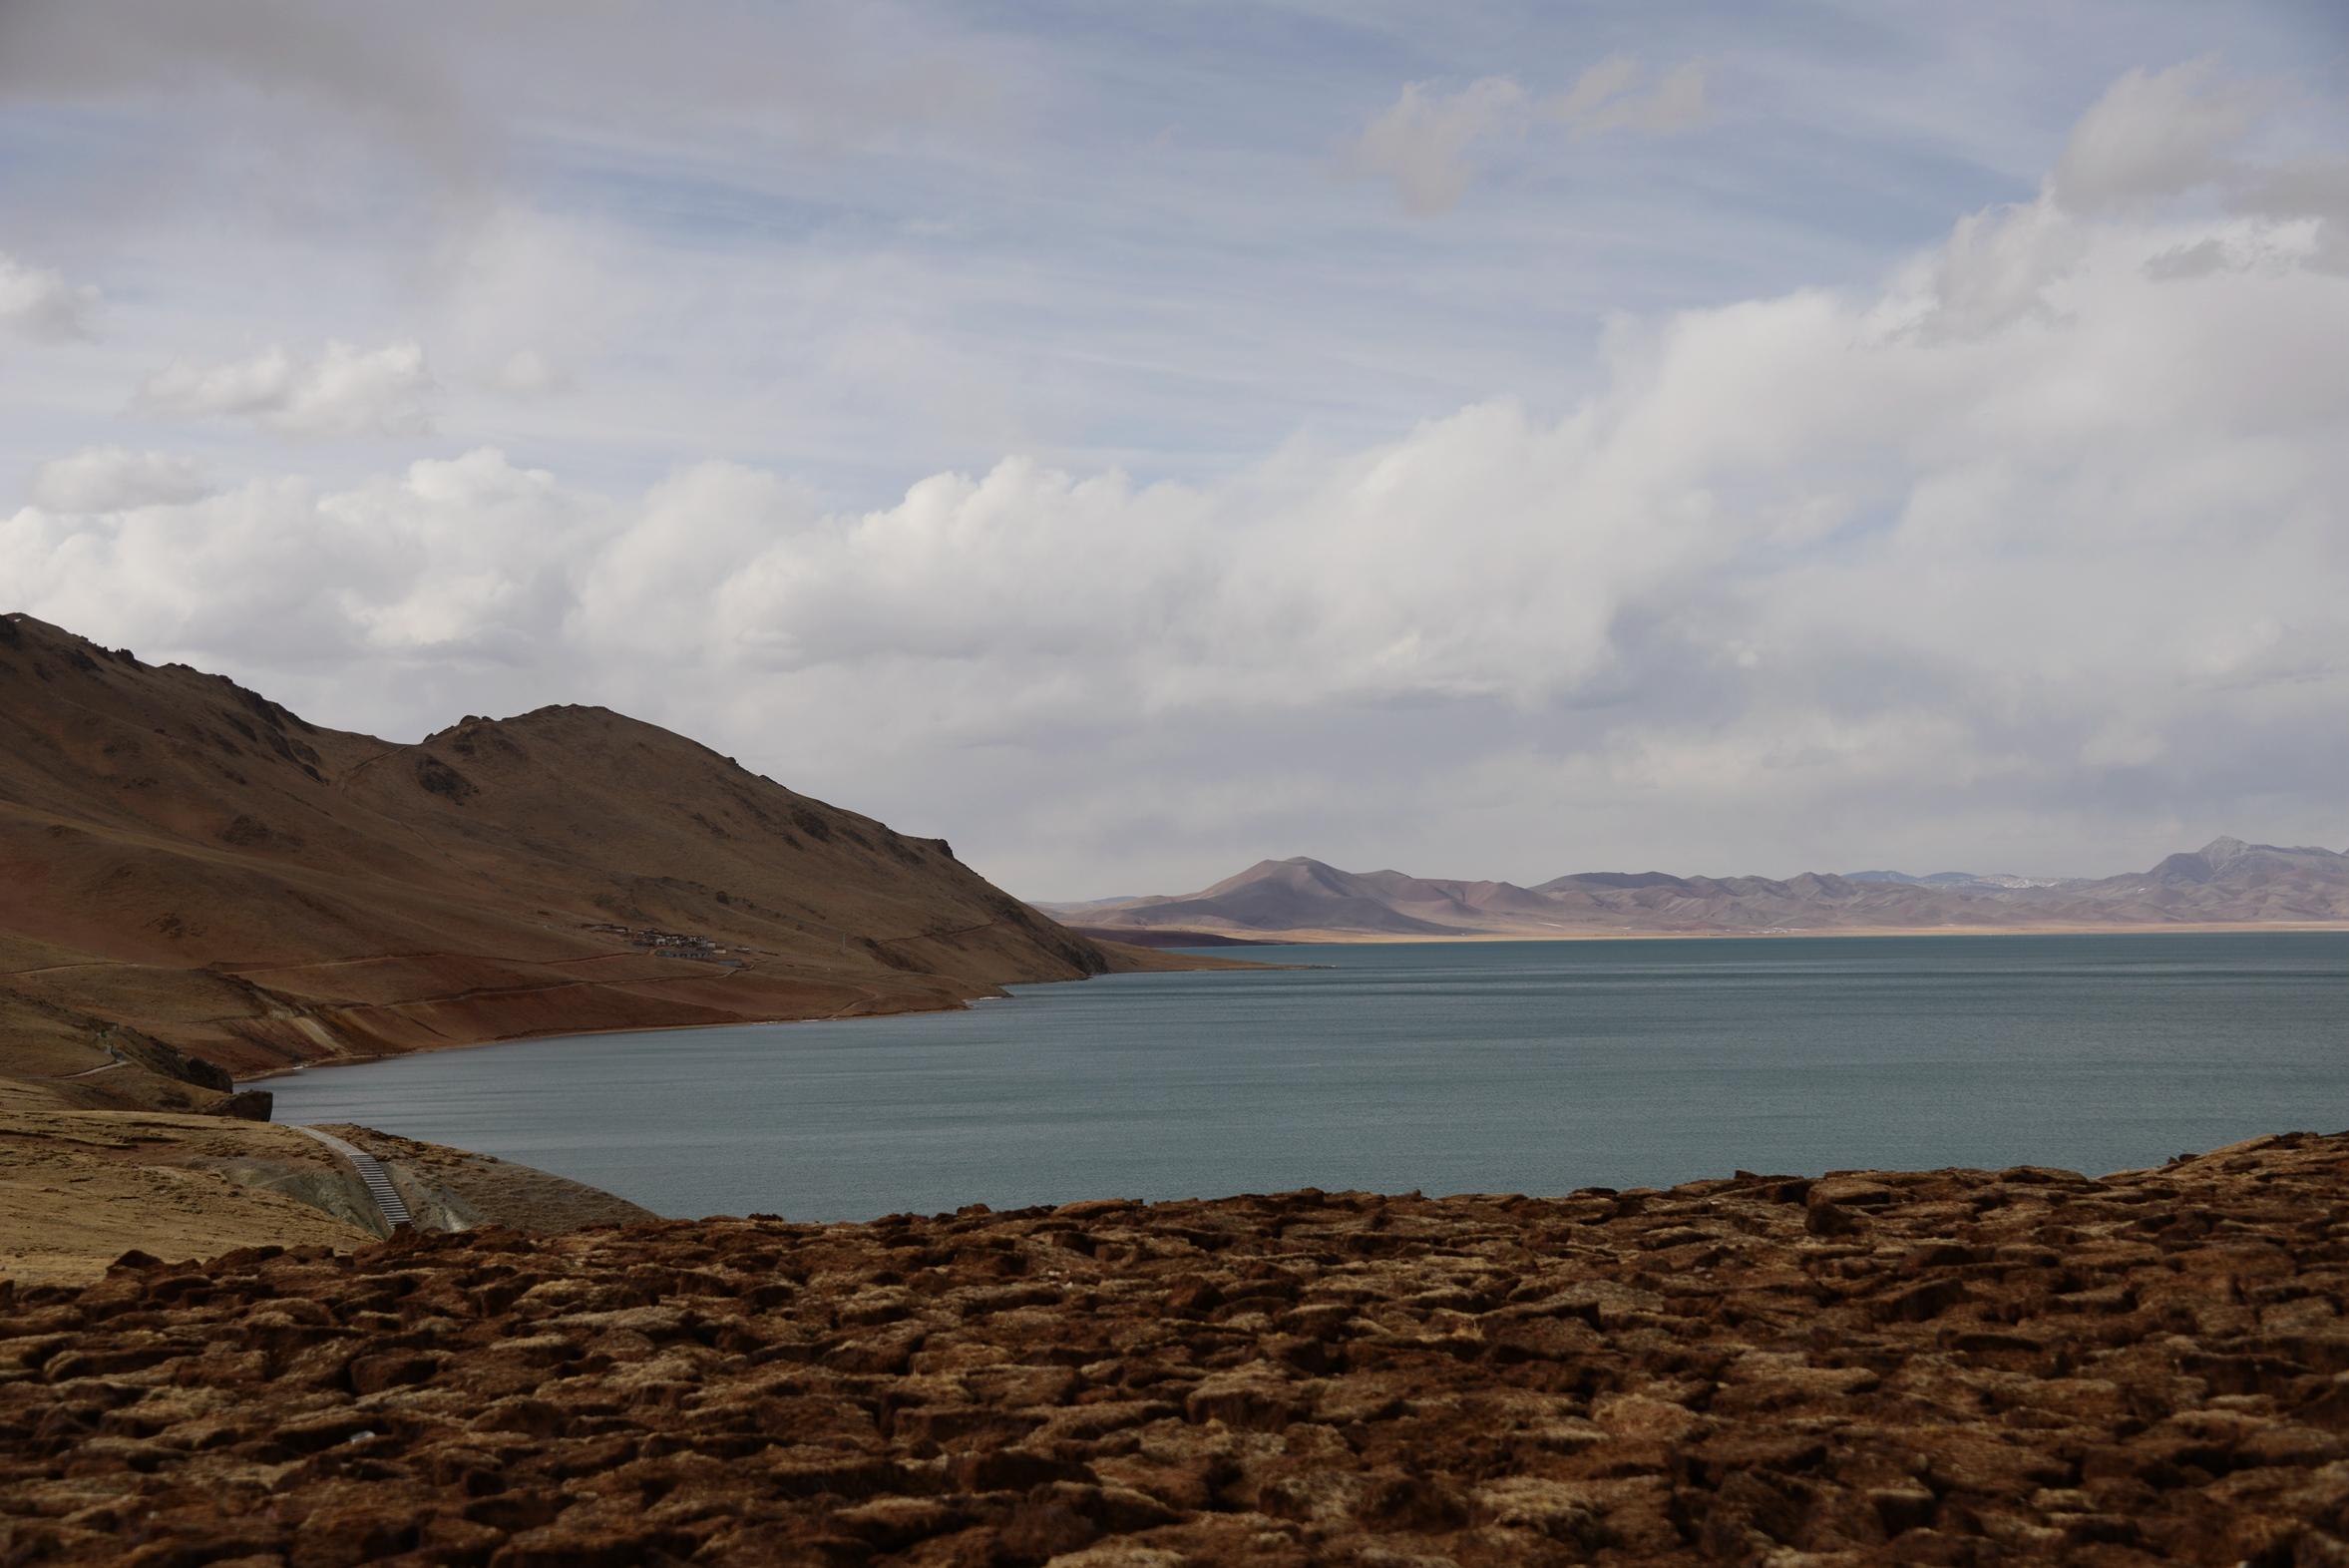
0;618;1132;1080
2197;835;2251;867
1066;835;2349;938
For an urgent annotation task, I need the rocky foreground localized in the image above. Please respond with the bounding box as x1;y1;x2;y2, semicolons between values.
7;1136;2349;1566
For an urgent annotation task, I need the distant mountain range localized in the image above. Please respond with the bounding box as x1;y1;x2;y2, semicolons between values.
1844;870;2072;891
1038;837;2349;939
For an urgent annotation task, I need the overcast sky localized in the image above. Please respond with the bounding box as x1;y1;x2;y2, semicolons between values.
4;2;2347;897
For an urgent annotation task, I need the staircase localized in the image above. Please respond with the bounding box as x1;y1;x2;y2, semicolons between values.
292;1126;415;1232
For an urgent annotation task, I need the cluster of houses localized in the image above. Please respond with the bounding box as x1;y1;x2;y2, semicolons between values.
586;923;741;965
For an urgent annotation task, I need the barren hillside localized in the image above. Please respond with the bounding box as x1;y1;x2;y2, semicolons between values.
0;614;1193;1094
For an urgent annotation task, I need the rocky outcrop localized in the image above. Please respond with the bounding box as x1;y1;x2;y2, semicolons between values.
6;1132;2349;1564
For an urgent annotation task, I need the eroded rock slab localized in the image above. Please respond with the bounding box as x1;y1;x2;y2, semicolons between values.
5;1133;2349;1564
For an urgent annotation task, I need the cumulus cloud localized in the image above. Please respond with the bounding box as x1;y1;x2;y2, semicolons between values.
26;448;212;512
2229;160;2349;275
0;252;98;342
2052;59;2255;210
134;340;434;437
1348;58;1706;214
2143;236;2238;280
9;61;2346;891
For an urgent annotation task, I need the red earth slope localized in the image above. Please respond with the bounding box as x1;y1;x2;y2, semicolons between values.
0;613;1166;1086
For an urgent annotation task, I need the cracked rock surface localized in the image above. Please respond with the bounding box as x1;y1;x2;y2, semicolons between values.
6;1132;2349;1565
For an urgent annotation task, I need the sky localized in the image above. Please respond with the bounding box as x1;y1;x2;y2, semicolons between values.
3;1;2347;898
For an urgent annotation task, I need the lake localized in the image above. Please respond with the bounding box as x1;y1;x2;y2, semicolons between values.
258;933;2349;1219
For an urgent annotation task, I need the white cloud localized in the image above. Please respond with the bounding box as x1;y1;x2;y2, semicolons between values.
12;101;2348;887
7;59;2347;891
1550;57;1710;141
26;447;212;511
1346;77;1530;216
1901;193;2088;337
2052;58;2255;210
1347;58;1706;215
489;347;569;397
2231;162;2349;275
134;340;434;437
0;252;98;342
2143;236;2237;279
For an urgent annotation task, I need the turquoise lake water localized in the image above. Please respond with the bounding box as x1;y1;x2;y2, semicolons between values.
258;933;2349;1220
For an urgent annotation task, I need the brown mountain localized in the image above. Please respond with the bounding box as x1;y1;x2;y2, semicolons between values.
0;613;1200;1103
1048;839;2349;940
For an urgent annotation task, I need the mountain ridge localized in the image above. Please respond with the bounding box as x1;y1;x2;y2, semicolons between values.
0;613;1217;1102
1043;838;2349;939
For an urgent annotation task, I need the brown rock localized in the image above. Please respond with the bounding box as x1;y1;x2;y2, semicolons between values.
1184;1364;1307;1431
488;1523;690;1568
347;1351;441;1394
8;1134;2349;1566
289;1503;418;1568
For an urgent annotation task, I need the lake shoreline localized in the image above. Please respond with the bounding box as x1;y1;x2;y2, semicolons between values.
234;944;1274;1086
261;932;2349;1224
239;922;2349;1087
